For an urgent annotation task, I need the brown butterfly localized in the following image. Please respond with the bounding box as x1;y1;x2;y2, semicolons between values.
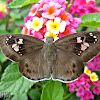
0;31;100;83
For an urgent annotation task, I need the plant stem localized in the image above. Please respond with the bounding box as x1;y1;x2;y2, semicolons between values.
63;92;75;100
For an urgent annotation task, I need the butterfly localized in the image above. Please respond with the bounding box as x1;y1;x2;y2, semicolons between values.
0;31;100;83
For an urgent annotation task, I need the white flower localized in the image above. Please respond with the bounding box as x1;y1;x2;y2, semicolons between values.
26;17;43;31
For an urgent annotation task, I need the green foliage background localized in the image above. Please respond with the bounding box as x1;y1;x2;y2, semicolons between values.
0;0;100;100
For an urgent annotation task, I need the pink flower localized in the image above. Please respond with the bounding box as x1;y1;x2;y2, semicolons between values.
68;73;100;100
24;16;33;23
87;54;100;71
0;3;9;19
32;31;43;40
93;81;100;86
93;86;100;95
22;26;31;35
29;4;40;16
40;1;63;19
97;28;100;31
84;84;90;91
75;77;85;87
69;83;76;92
57;26;76;38
76;86;85;97
68;0;98;17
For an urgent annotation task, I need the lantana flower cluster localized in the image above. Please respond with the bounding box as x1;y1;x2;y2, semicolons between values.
0;3;9;19
68;66;100;100
68;74;100;100
68;0;98;17
87;54;100;71
22;0;82;41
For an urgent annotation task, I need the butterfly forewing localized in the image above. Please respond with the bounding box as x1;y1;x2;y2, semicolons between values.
54;31;100;62
0;34;44;62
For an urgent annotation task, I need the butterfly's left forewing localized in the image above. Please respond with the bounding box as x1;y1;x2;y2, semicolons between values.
0;34;43;62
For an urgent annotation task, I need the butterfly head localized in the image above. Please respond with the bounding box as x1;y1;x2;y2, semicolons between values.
45;37;54;43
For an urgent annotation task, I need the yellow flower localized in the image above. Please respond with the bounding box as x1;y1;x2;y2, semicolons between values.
46;17;66;34
26;17;43;32
84;66;91;76
90;72;98;82
0;3;7;13
44;32;59;42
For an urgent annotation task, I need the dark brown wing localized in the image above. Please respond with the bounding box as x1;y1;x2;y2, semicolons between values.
54;31;100;62
0;34;43;62
0;34;51;81
52;49;84;83
18;48;51;82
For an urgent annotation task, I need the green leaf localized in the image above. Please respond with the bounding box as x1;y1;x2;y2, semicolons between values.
7;0;39;8
0;62;35;95
41;80;64;100
0;50;8;63
28;89;40;100
12;93;28;100
79;12;100;28
0;0;7;3
0;30;9;35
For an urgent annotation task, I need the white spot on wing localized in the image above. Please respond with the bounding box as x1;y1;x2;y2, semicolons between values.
93;36;96;38
9;35;12;38
12;44;17;48
89;33;93;36
13;46;19;52
18;39;23;44
83;42;89;47
77;37;82;43
81;44;87;51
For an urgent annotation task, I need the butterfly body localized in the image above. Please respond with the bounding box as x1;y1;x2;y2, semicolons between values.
0;31;100;83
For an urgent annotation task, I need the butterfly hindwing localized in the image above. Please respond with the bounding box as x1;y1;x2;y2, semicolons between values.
0;34;43;62
54;31;100;62
18;48;51;81
52;49;84;83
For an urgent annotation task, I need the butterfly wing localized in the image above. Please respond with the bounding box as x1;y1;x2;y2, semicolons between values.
52;49;84;83
18;48;51;81
0;34;43;62
54;31;100;62
0;34;51;81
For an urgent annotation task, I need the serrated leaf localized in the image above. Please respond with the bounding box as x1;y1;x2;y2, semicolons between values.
79;12;100;27
0;62;35;95
41;80;64;100
0;50;8;63
7;0;39;8
12;93;28;100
